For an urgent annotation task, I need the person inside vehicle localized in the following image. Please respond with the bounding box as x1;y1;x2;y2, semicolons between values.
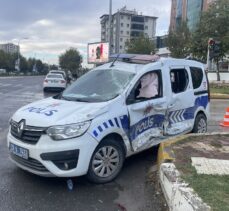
137;72;158;98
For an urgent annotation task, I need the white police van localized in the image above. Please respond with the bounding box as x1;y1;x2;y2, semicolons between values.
7;54;210;183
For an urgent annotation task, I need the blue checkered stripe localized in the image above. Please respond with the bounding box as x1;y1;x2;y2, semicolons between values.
169;109;186;124
92;117;123;138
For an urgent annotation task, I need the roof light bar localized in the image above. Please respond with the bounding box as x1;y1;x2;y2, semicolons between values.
109;54;160;64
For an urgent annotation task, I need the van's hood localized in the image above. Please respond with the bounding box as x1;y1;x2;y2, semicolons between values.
12;97;109;127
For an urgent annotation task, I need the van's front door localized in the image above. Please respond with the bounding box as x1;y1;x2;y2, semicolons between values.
126;70;167;152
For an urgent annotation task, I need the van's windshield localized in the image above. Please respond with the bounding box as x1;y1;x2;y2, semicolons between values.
61;69;135;102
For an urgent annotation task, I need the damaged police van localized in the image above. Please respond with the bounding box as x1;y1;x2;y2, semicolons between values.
7;54;210;183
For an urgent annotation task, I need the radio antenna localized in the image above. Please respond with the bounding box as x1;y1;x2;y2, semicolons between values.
110;54;120;67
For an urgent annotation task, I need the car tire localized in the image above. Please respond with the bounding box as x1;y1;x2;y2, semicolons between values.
86;138;125;184
192;113;207;133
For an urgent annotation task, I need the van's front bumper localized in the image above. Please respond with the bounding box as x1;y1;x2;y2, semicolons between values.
7;132;98;177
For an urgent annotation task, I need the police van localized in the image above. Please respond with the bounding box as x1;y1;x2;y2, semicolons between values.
7;54;210;183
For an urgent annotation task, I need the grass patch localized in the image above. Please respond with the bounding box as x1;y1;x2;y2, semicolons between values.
210;86;229;95
177;163;229;211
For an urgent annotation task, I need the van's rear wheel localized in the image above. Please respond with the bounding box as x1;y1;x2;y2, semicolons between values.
192;113;207;133
87;138;125;184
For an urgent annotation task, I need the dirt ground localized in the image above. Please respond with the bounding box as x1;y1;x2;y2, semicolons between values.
172;135;229;170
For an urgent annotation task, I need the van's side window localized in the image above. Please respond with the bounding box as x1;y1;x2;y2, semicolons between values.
130;70;162;103
190;67;203;89
170;69;189;94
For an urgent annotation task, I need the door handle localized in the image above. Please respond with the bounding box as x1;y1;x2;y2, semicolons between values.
153;105;167;111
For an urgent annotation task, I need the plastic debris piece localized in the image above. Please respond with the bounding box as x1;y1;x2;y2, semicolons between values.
67;179;74;191
116;203;127;211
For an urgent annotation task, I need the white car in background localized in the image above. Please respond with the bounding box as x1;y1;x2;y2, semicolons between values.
43;73;67;92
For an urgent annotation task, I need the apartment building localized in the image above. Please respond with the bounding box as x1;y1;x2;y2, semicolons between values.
100;6;157;54
0;43;19;54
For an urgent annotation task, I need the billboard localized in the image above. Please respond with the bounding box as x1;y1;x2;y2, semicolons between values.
88;42;109;64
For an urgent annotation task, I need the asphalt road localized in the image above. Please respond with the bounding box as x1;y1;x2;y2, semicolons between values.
0;76;228;211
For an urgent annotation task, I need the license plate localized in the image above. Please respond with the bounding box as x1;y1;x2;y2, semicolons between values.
51;80;58;83
9;143;29;160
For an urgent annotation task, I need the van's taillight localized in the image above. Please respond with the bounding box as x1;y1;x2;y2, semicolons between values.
44;79;48;83
61;80;66;84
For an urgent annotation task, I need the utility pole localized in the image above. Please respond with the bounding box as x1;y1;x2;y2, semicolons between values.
108;0;112;56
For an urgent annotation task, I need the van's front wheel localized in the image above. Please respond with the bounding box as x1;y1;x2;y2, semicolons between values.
192;113;207;133
87;138;125;184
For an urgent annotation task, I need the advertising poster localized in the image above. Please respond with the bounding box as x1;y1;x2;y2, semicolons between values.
88;42;109;64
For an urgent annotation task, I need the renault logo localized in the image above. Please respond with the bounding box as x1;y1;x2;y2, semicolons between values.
17;120;25;137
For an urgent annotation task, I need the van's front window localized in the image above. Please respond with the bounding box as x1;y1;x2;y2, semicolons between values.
61;69;135;102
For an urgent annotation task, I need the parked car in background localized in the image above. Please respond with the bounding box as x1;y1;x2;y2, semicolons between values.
43;73;66;92
0;68;6;74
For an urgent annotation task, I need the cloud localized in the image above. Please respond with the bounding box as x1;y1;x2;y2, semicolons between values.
33;19;55;27
0;0;171;66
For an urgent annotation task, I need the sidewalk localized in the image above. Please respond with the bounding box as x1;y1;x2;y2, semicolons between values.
157;132;229;211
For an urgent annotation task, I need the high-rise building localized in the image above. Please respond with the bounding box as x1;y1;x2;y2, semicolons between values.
0;43;19;54
100;6;157;54
170;0;217;31
186;0;203;31
170;0;187;31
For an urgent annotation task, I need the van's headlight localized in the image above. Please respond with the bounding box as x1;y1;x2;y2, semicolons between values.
47;121;91;140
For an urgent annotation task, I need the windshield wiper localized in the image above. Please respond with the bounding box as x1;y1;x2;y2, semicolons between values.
73;98;91;102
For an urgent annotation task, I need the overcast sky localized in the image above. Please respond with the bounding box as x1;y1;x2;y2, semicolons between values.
0;0;171;66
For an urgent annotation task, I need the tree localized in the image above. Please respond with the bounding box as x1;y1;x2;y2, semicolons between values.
59;48;82;76
125;35;156;54
20;56;28;73
191;0;229;61
167;21;191;58
0;50;9;70
49;64;59;70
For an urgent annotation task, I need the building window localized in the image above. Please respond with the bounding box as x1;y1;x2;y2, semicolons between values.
127;24;129;27
121;15;123;19
120;30;123;34
131;24;144;30
127;31;129;35
121;23;124;27
128;16;130;20
131;16;144;23
145;17;148;22
120;45;123;49
120;38;123;42
145;25;148;30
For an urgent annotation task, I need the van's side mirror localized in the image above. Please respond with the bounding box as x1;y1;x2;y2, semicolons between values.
126;97;135;105
126;92;136;105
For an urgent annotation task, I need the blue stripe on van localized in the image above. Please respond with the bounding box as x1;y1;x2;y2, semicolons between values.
103;122;108;128
98;126;103;132
114;118;120;127
93;130;98;137
108;120;114;127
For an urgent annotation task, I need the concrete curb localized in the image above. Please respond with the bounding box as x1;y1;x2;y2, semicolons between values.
157;132;229;211
210;93;229;99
